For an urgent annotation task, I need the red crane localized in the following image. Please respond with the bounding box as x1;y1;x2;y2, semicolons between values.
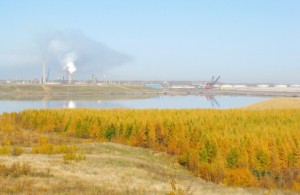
205;76;220;89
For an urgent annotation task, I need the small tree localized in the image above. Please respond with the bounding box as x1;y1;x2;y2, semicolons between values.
226;147;241;168
105;124;116;141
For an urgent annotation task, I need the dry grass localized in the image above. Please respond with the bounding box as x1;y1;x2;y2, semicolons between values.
245;98;300;110
0;84;157;100
0;142;295;195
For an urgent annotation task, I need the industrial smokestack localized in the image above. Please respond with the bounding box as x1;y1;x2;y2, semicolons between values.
42;59;46;84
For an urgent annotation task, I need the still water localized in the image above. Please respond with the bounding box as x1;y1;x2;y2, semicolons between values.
0;95;267;114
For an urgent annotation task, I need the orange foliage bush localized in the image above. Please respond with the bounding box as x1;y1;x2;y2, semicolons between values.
224;168;256;187
0;108;300;190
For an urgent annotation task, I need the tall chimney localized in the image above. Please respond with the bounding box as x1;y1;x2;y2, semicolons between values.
42;60;46;84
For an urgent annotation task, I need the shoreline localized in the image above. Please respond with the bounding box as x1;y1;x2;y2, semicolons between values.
164;88;300;97
0;84;300;100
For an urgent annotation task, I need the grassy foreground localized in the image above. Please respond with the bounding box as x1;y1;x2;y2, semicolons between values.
0;141;281;195
1;106;300;193
245;98;300;110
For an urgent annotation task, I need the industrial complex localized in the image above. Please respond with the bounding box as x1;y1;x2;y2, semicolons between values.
1;76;300;98
1;61;299;97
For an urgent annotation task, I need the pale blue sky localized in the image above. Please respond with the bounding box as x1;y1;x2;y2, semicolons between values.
0;0;299;83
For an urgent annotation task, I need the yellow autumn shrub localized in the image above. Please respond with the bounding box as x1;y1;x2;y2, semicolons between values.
0;108;299;190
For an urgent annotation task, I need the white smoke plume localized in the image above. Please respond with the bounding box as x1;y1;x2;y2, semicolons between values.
65;62;77;74
47;38;78;76
39;30;132;80
62;52;77;74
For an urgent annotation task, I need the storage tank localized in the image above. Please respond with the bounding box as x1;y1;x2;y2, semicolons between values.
233;85;247;88
257;84;269;88
220;85;233;89
274;84;287;88
144;83;162;89
290;84;300;88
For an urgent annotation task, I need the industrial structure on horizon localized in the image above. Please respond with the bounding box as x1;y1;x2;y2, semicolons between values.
1;65;300;93
42;60;46;84
204;76;221;89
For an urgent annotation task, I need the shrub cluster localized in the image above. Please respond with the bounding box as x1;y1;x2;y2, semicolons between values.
1;108;300;190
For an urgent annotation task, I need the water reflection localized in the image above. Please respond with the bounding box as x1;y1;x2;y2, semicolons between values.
204;95;220;108
0;95;268;114
63;101;76;109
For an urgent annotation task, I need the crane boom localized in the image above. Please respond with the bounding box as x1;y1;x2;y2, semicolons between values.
212;76;220;85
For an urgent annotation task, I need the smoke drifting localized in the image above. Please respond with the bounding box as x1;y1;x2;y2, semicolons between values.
39;30;132;79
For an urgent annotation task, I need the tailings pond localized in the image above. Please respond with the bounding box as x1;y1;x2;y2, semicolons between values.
0;95;268;114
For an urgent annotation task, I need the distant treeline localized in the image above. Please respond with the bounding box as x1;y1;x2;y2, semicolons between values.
1;109;300;190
